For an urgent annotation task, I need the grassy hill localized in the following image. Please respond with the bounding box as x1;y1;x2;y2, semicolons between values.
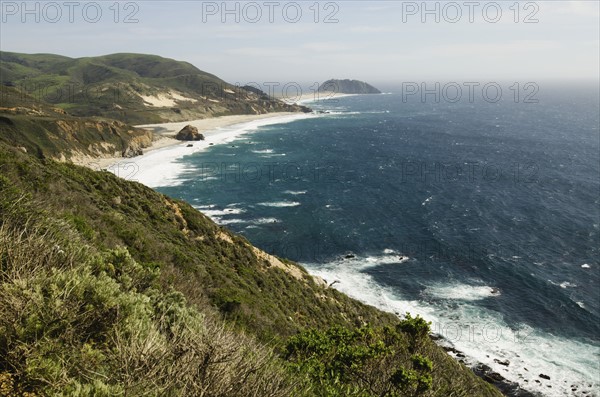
0;85;153;161
0;142;504;396
1;52;310;124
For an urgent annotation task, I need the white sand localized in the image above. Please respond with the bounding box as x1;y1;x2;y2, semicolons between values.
74;112;305;171
96;112;317;187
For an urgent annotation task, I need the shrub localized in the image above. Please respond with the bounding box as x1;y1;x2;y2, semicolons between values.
0;217;304;396
285;325;434;397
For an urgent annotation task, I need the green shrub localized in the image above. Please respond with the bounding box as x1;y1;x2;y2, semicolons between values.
0;217;303;396
285;325;435;397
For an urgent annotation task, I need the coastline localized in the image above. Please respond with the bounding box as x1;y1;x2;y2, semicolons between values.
68;93;574;397
92;111;316;187
73;93;367;173
282;92;361;105
74;112;310;176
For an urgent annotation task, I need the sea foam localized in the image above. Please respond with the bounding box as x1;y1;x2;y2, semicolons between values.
302;252;600;397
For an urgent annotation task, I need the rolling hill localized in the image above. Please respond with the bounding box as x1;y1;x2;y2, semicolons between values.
1;52;310;124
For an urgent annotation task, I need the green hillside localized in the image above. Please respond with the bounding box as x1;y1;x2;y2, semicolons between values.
0;51;504;397
0;52;310;124
0;142;503;396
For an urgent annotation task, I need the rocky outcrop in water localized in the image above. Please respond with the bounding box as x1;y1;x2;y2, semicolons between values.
318;79;381;94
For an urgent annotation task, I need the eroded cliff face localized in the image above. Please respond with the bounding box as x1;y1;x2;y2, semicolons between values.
0;111;153;162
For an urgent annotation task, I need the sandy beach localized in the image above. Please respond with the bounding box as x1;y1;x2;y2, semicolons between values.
88;111;317;187
74;112;302;171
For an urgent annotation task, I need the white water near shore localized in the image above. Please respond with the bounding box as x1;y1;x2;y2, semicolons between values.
104;112;317;187
303;252;599;397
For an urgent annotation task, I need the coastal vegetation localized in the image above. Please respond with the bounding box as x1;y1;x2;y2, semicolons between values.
0;52;503;396
0;52;309;125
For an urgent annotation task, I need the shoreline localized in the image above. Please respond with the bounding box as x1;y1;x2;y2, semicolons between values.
282;92;361;105
73;93;368;171
74;112;310;174
94;111;317;187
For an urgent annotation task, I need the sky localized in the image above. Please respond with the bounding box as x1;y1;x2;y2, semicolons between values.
1;1;599;86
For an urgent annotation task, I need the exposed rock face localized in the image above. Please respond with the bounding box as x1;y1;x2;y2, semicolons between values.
318;79;381;94
176;125;205;141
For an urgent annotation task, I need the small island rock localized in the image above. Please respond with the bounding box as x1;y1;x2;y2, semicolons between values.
318;79;381;94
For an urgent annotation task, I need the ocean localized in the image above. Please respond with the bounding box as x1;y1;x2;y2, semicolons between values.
142;84;599;396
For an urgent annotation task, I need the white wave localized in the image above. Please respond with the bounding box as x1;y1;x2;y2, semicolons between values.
559;281;577;289
423;283;500;301
216;218;247;225
283;190;307;195
333;252;411;270
252;217;280;224
581;264;591;269
301;256;600;397
216;217;281;225
194;204;215;210
198;207;245;217
326;111;362;116
364;254;409;266
251;149;274;154
257;201;301;207
259;153;286;158
121;113;317;187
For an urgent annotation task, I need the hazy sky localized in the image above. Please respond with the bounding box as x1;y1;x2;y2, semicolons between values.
1;1;599;86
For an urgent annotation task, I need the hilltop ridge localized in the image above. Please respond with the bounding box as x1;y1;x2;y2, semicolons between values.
1;52;310;124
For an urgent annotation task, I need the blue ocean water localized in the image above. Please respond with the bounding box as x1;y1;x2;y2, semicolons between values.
156;84;599;396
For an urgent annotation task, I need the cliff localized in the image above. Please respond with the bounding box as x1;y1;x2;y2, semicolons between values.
0;85;153;162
